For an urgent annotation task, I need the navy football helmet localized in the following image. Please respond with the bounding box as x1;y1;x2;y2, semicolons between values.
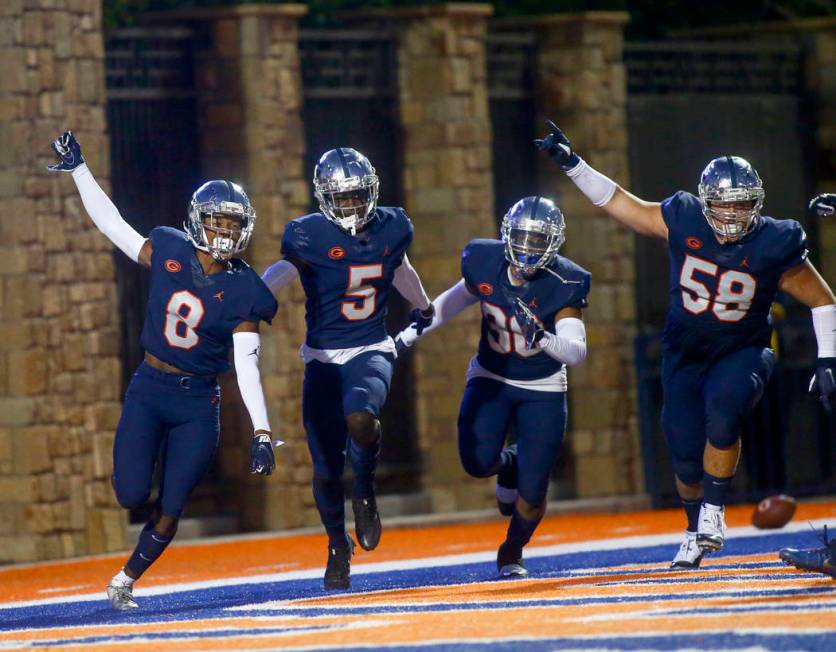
698;156;764;243
314;148;379;235
186;180;255;261
501;196;566;275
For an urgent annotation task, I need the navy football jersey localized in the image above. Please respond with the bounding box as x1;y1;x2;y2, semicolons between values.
661;191;808;364
140;227;278;376
461;239;591;381
281;207;413;349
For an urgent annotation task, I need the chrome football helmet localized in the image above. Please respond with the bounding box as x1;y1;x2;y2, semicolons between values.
501;196;566;275
313;148;379;235
698;155;764;244
186;180;255;261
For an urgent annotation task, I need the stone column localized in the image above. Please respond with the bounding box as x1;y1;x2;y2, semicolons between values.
497;13;641;497
151;4;313;531
346;4;497;511
0;1;125;561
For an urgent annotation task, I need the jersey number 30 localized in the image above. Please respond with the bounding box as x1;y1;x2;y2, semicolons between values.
342;265;383;321
680;254;756;322
164;290;205;349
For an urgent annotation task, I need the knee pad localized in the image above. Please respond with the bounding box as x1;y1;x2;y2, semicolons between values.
346;412;380;449
459;448;499;479
313;475;344;495
706;412;742;449
115;485;151;511
672;460;703;487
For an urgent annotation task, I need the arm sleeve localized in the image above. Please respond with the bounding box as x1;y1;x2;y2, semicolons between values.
71;164;146;262
233;331;271;433
261;259;300;295
812;304;836;358
539;317;587;367
397;279;479;347
392;254;431;310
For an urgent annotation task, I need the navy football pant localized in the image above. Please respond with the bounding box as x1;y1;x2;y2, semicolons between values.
661;346;775;485
303;352;394;541
112;362;220;520
458;377;567;507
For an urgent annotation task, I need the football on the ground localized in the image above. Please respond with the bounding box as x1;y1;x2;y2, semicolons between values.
751;494;796;529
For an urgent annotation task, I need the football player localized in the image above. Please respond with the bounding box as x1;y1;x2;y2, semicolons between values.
396;196;590;578
261;148;434;590
49;132;280;609
779;525;836;578
535;120;836;569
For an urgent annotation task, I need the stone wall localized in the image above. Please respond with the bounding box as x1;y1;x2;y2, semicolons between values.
0;0;124;562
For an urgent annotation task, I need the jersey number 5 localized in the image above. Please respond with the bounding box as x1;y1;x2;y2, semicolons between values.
342;264;383;321
680;254;757;322
164;290;205;349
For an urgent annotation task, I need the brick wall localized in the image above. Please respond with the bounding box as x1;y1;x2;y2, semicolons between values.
0;0;124;562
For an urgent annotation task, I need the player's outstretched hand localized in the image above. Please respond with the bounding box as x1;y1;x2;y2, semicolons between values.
513;298;545;350
534;120;580;171
48;131;85;172
809;194;836;218
409;304;435;336
809;357;836;412
393;324;418;358
249;431;280;475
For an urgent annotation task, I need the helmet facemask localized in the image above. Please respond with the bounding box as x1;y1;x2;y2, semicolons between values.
315;174;379;236
187;198;255;261
698;156;764;244
501;198;566;277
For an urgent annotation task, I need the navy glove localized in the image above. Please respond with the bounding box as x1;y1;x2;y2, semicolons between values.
809;357;836;412
48;131;85;172
809;193;836;218
513;298;545;350
249;432;276;475
534;120;581;171
409;304;435;336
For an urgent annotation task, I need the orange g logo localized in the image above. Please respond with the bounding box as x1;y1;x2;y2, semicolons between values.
686;237;702;250
478;283;493;296
328;246;346;261
165;259;182;273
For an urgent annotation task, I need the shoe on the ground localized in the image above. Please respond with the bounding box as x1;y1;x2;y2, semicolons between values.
497;540;528;578
106;582;139;610
671;530;704;569
779;525;836;579
352;495;381;551
324;535;355;590
696;503;726;552
496;444;518;517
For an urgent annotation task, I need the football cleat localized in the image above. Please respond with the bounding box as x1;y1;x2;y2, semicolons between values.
496;445;518;517
352;495;382;551
106;582;139;610
497;540;528;578
697;503;727;552
324;535;355;590
779;525;836;579
671;530;704;569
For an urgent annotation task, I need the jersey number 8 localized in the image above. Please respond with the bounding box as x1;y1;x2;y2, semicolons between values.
164;290;205;349
680;254;757;322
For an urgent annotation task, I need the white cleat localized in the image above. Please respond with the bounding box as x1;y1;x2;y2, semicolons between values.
107;582;139;610
696;503;727;552
671;530;704;569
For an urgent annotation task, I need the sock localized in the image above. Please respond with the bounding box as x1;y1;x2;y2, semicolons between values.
348;437;379;498
682;498;702;532
313;477;348;546
111;569;134;587
124;521;173;579
703;472;733;507
505;508;541;549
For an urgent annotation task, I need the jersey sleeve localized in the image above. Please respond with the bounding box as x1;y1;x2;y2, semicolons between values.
569;272;591;309
280;220;309;263
392;208;414;266
660;190;701;237
460;240;479;290
775;219;809;272
148;226;186;261
243;270;279;325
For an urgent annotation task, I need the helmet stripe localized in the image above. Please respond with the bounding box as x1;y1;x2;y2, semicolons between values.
726;155;737;188
531;195;541;220
336;148;352;178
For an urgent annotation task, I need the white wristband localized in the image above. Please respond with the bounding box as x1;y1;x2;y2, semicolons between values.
812;304;836;357
565;157;618;207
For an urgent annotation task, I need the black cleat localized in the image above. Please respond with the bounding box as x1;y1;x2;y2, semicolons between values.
779;525;836;579
324;535;355;590
352;495;382;551
496;445;518;517
497;540;528;578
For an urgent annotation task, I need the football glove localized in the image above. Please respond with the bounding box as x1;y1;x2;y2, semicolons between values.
409;304;435;336
809;357;836;412
534;120;580;171
48;131;85;172
249;432;276;475
513;298;545;350
809;193;836;218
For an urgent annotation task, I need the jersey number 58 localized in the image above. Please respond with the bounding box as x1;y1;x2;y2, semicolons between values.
680;254;757;322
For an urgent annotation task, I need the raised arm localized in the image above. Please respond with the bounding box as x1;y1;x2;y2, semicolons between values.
535;121;668;240
395;278;479;351
48;132;151;267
